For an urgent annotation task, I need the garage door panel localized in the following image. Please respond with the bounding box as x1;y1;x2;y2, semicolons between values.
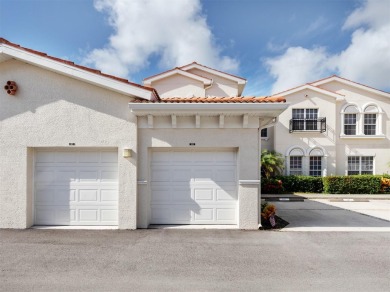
34;150;118;226
79;151;100;163
35;168;55;184
101;169;119;181
100;189;118;202
194;188;214;201
172;168;192;182
151;206;171;222
216;188;237;201
150;150;237;225
56;152;77;163
194;208;214;221
172;207;192;222
171;188;192;202
56;169;78;183
216;208;236;221
215;169;236;182
79;209;98;222
101;209;118;222
151;168;171;182
101;151;118;163
79;189;98;202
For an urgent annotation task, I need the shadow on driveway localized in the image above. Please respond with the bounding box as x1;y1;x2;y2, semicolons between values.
272;199;390;231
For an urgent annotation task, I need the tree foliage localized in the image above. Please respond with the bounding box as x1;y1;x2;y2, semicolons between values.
261;150;284;178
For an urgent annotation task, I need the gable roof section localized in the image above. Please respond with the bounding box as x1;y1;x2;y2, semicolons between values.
310;75;390;98
0;38;159;101
272;83;344;101
143;61;247;96
143;67;212;86
180;62;246;84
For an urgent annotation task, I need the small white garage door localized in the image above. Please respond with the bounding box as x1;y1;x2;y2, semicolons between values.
34;149;118;226
151;150;238;225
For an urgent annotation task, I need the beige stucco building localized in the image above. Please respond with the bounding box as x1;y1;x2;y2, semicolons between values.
0;38;287;229
263;77;390;176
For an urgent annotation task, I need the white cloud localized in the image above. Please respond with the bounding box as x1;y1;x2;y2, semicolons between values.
266;47;334;93
83;0;238;78
266;0;390;93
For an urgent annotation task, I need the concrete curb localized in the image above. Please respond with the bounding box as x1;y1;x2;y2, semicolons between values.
262;194;390;200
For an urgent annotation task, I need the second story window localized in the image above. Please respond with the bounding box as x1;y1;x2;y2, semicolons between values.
290;109;326;133
344;113;357;135
341;104;383;137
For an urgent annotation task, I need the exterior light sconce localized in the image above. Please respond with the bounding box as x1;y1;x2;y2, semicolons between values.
4;81;17;95
123;148;132;158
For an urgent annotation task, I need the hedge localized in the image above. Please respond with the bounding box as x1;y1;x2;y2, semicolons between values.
323;175;381;194
276;175;323;193
261;174;388;194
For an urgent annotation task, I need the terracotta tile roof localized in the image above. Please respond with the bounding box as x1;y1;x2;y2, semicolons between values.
132;96;286;103
0;38;160;100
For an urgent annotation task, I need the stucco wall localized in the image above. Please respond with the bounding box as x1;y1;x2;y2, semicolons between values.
186;68;239;97
0;59;138;229
136;127;261;229
274;88;337;175
322;81;390;175
151;74;205;98
275;82;390;175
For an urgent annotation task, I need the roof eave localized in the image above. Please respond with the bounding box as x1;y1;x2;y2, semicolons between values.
129;102;289;117
180;63;246;84
0;44;155;100
311;76;390;98
273;84;344;101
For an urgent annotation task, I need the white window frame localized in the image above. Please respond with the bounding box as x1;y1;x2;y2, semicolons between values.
286;146;327;176
340;103;384;138
291;108;319;132
347;156;375;175
260;128;268;140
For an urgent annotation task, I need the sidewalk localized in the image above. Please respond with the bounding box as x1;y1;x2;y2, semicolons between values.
262;193;390;200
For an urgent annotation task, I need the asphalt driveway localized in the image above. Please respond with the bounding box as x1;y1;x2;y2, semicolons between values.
1;229;390;291
272;198;390;231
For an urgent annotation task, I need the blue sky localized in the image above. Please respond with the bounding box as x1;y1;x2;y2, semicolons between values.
1;0;389;95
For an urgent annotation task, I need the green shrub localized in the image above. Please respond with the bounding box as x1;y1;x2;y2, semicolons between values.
323;175;381;194
261;178;283;194
276;175;323;193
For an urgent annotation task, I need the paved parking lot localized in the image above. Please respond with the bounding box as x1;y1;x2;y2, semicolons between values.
272;198;390;231
1;229;390;291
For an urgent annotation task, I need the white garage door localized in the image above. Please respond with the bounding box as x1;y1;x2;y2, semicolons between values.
151;150;237;225
34;149;118;226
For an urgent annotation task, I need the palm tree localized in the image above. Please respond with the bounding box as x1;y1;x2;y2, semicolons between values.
261;150;284;178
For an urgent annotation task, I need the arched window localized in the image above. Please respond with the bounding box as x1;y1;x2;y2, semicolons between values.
342;105;359;135
288;148;304;175
341;103;383;137
363;105;379;135
308;148;324;177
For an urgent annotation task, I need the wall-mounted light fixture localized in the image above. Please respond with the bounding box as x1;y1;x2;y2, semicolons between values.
123;148;132;158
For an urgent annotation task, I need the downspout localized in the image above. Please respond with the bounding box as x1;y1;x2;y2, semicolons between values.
204;79;213;95
258;123;262;228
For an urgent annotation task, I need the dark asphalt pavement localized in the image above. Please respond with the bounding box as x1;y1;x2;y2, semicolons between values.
1;229;389;291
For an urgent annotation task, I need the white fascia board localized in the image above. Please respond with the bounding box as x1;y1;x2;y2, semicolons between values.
1;45;154;100
143;69;212;86
274;84;344;101
311;76;390;98
129;102;289;117
180;63;247;85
